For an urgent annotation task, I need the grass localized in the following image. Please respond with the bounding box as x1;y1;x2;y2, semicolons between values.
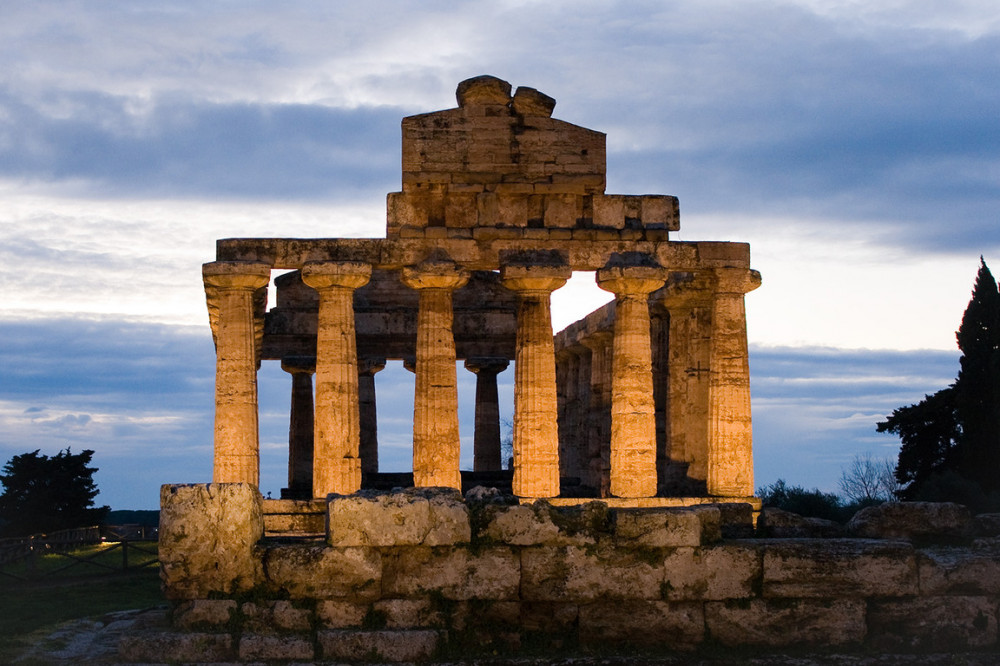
0;541;164;662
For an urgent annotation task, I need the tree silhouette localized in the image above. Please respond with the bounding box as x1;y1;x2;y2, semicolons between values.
0;448;110;537
877;258;1000;507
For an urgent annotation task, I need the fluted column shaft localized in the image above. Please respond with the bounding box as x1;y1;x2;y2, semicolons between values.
402;263;469;489
281;357;315;494
707;267;762;496
465;358;509;472
501;265;570;498
301;261;371;497
203;261;271;487
598;265;667;498
657;278;714;481
580;333;612;495
358;357;386;475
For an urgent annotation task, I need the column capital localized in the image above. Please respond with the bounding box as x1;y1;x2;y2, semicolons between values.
203;261;271;290
500;264;571;293
358;357;387;376
401;260;470;291
711;267;762;295
280;355;316;375
464;357;510;375
596;264;667;296
301;261;372;291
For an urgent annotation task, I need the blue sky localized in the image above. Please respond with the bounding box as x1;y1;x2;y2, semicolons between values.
1;1;998;509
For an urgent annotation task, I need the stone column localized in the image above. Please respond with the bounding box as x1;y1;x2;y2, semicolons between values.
501;264;571;498
203;261;271;487
657;275;714;483
464;357;509;472
556;346;588;484
707;267;762;497
358;357;386;475
281;356;315;496
580;332;612;496
401;261;470;489
597;264;667;498
301;261;372;497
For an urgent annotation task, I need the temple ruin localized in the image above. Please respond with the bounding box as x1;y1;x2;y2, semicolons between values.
202;74;761;505
147;78;1000;663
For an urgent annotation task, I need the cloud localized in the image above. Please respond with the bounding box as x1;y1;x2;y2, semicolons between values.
0;89;403;200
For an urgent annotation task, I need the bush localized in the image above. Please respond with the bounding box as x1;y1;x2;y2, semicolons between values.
757;479;852;522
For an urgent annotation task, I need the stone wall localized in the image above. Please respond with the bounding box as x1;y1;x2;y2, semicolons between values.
141;484;1000;663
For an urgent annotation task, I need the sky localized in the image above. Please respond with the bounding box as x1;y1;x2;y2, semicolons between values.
1;1;998;510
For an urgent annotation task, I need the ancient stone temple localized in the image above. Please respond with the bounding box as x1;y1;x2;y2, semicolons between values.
147;78;997;663
202;74;761;504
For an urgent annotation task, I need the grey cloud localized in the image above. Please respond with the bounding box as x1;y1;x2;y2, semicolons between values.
0;89;404;200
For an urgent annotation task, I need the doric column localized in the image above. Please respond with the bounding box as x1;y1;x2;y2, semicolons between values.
556;345;589;484
358;357;386;474
401;261;470;489
657;275;714;483
464;357;509;472
203;261;271;487
301;261;371;497
597;263;667;498
707;267;762;496
500;264;571;498
281;356;315;496
580;332;612;496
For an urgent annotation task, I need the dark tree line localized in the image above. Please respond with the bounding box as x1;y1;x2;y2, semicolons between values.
0;448;110;537
878;258;1000;511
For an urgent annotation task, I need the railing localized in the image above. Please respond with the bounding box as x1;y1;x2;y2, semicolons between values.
0;526;158;582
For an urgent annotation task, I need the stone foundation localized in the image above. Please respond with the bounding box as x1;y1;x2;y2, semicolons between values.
139;484;1000;662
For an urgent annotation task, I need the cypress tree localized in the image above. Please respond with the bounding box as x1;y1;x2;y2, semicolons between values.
954;257;1000;491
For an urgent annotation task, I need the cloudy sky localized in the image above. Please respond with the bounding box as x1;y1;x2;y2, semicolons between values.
1;1;997;510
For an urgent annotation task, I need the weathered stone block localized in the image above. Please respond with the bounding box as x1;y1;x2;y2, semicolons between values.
318;629;440;662
171;599;237;630
692;505;722;543
868;596;998;651
269;600;314;632
496;194;528;228
579;600;703;649
763;539;917;598
613;507;702;547
446;192;478;227
264;544;381;600
450;600;521;632
521;545;664;602
118;631;233;663
327;488;470;547
662;543;762;600
543;194;580;228
919;542;1000;595
758;507;845;538
520;601;578;633
386;191;426;228
478;502;596;546
159;483;263;599
848;501;972;542
382;546;520;600
705;599;866;647
238;633;315;661
317;600;368;628
374;598;443;628
973;513;1000;537
640;195;679;230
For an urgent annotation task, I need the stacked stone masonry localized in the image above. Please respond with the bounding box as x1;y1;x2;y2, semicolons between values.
143;485;1000;662
202;75;760;502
